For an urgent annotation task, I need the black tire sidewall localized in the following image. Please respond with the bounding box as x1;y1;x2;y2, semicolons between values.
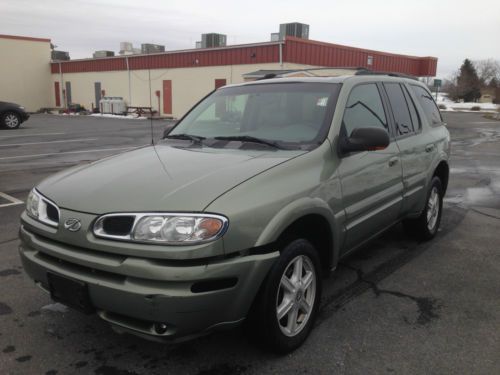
256;239;322;354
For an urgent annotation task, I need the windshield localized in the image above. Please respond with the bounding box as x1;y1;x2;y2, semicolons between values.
167;82;341;149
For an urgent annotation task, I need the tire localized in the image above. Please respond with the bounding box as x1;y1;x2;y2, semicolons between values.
2;112;21;129
403;176;443;241
246;239;322;354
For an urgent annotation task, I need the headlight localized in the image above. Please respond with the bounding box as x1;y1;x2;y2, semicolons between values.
93;213;228;244
25;189;60;227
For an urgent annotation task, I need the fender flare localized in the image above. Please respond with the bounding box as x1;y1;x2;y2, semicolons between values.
255;197;344;269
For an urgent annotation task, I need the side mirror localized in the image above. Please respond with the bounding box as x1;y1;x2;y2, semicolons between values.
340;127;390;153
162;121;177;138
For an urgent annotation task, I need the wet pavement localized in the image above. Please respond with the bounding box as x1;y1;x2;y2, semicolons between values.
0;113;499;374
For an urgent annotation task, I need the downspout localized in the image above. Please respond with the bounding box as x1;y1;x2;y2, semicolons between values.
126;56;132;105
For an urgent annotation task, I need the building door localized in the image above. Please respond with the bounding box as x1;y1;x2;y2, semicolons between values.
215;79;226;89
65;81;72;106
162;80;172;114
94;82;101;110
54;82;61;107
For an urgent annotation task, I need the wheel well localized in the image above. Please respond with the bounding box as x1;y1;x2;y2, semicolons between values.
276;214;333;274
433;161;449;193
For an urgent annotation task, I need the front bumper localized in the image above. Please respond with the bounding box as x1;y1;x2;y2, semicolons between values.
19;223;278;341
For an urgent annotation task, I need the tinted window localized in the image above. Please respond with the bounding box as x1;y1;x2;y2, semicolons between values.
343;84;387;136
384;83;414;136
410;85;442;125
402;85;421;131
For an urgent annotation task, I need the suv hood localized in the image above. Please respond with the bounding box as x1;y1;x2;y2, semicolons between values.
38;144;304;214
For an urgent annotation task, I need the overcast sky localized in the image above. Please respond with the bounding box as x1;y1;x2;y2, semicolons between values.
2;0;499;78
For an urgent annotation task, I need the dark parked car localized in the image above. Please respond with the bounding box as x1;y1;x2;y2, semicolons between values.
1;101;30;129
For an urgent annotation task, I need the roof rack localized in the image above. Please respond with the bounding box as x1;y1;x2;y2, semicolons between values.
354;69;418;80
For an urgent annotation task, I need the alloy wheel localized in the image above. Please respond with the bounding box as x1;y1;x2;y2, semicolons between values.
427;186;440;232
5;114;20;128
276;255;317;337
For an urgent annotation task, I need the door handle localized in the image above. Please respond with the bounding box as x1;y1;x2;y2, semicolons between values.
425;144;435;152
388;157;399;167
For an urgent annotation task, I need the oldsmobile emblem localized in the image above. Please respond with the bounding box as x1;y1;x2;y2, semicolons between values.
64;218;82;232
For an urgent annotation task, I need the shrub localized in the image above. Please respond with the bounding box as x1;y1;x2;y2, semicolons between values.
438;104;447;110
470;106;481;111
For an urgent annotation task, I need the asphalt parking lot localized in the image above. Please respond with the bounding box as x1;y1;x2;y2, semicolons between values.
1;112;499;375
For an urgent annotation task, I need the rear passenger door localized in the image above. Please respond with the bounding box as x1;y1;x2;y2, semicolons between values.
338;83;404;252
382;82;431;215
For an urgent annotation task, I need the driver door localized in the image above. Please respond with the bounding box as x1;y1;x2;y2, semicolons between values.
337;83;404;252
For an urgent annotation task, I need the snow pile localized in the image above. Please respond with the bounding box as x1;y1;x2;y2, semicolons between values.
436;92;499;112
89;113;147;120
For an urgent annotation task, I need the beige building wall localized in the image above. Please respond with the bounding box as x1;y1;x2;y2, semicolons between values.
0;36;52;111
52;62;314;118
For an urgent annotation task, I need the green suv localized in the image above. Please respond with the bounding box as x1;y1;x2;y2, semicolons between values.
19;73;450;353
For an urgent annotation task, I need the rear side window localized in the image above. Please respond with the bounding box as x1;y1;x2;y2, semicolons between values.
343;83;388;136
410;85;442;125
384;83;415;136
402;85;421;131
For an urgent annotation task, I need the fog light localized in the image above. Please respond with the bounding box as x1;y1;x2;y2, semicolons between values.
154;323;168;335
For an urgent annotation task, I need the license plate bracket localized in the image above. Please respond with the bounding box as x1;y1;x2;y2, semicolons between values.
47;273;94;314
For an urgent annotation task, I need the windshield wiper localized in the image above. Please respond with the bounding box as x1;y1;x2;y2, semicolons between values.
214;135;284;149
164;133;206;143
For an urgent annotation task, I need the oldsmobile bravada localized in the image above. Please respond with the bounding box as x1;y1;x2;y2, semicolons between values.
19;72;450;353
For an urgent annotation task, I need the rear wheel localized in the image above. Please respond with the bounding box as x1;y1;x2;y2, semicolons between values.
247;239;322;354
2;112;21;129
403;176;443;241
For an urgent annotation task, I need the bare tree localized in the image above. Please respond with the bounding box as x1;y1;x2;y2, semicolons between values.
473;59;500;86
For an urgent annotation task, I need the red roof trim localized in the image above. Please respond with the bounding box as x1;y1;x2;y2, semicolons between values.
285;36;437;61
0;34;51;43
50;37;437;76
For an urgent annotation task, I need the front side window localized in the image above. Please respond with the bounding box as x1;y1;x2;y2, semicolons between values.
168;83;341;149
410;85;442;126
343;83;387;136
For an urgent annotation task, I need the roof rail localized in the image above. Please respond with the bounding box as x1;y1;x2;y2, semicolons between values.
257;73;278;80
354;69;418;80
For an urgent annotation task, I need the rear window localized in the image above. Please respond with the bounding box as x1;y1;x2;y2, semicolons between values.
410;85;442;126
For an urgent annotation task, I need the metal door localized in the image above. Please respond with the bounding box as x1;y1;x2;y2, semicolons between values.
215;79;226;89
65;81;72;106
163;80;172;114
54;82;61;107
94;82;101;110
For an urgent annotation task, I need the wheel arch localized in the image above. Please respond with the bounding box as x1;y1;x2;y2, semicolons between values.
255;197;341;274
433;160;449;194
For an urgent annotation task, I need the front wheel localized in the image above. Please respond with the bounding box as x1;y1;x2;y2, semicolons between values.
247;239;322;354
2;112;21;129
403;176;443;241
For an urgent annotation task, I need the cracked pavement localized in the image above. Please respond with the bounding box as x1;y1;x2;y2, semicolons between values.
0;113;499;374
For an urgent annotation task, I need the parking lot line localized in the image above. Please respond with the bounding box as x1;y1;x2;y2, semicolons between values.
0;146;142;161
0;138;98;147
0;191;24;208
0;132;66;139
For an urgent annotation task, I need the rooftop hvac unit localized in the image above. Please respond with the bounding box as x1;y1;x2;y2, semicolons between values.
279;22;310;40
